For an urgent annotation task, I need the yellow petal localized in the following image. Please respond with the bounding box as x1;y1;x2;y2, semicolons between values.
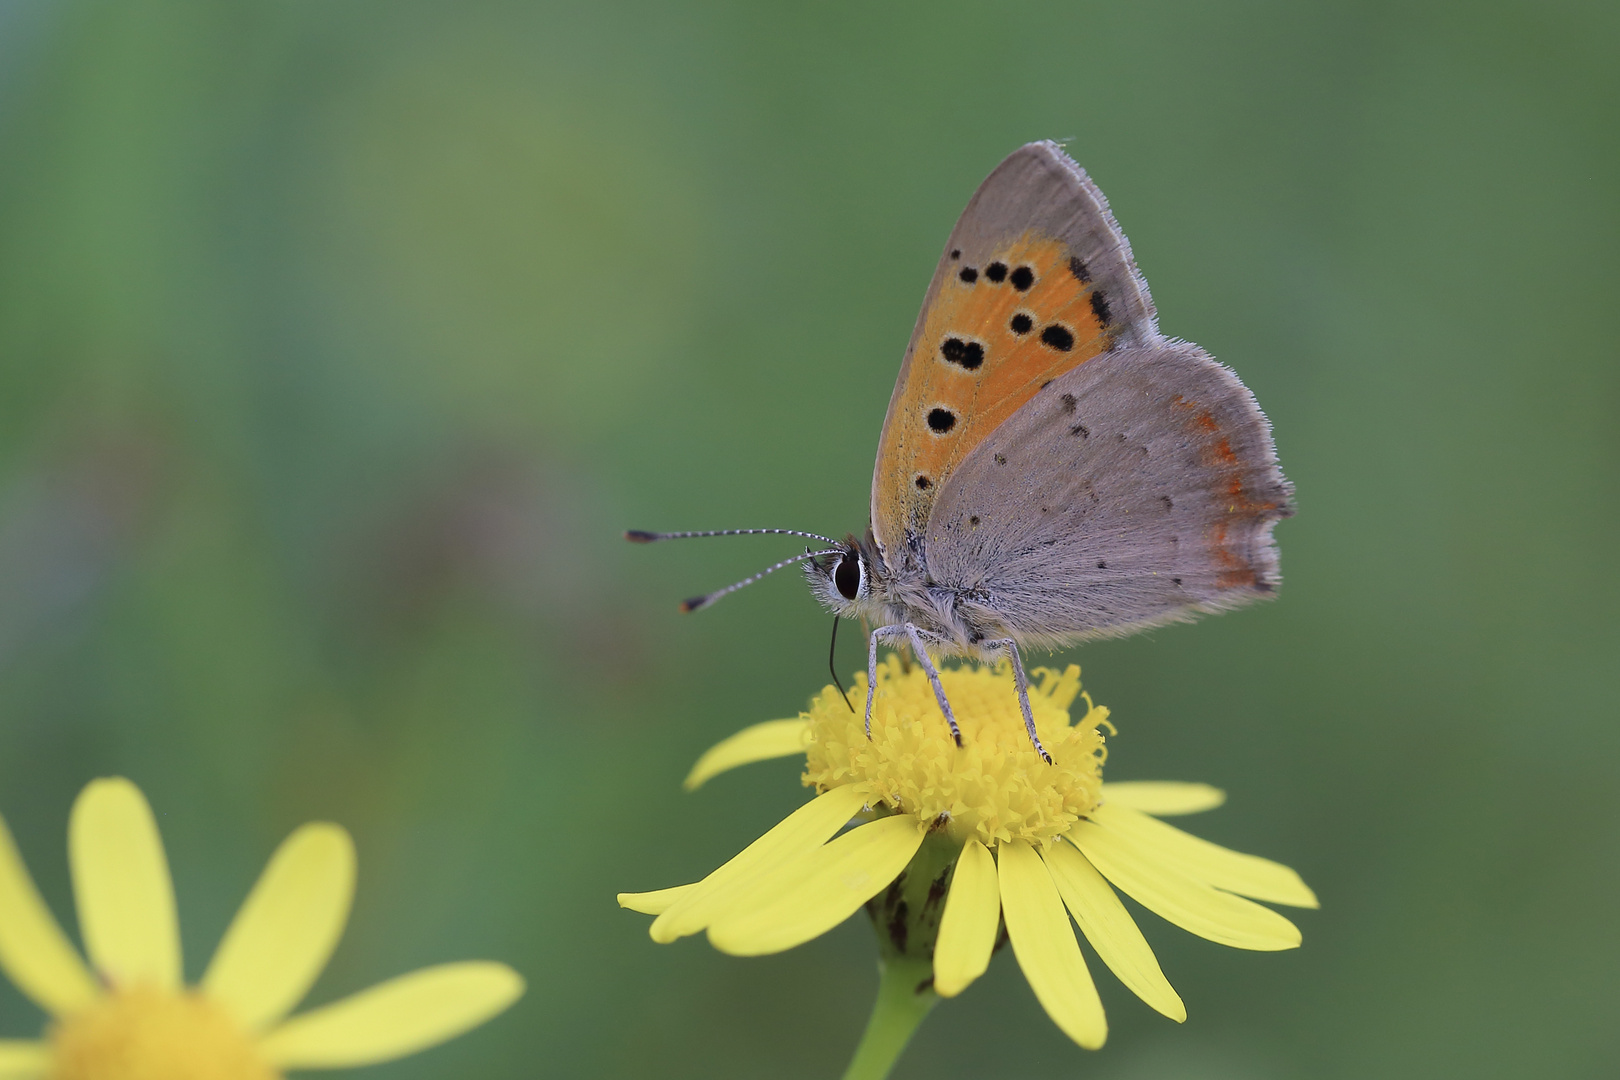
0;816;97;1016
1042;840;1184;1021
1088;803;1317;908
0;1040;51;1077
997;841;1106;1049
259;961;523;1069
706;816;923;956
1069;823;1300;951
650;784;867;943
1101;781;1225;816
68;778;181;989
616;884;697;915
201;823;356;1031
933;839;999;998
684;719;810;791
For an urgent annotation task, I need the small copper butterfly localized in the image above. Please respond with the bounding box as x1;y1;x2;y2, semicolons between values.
631;142;1293;762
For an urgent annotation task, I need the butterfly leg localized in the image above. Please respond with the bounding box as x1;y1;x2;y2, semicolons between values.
902;624;963;747
864;624;895;739
985;639;1051;764
863;624;964;747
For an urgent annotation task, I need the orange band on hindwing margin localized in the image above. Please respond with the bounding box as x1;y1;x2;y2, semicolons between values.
1170;395;1280;589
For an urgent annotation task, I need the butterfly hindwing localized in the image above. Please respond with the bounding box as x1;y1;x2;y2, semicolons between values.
871;142;1157;569
923;340;1294;648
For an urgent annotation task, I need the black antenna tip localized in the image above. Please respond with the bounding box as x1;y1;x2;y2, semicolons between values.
678;596;709;613
625;530;658;543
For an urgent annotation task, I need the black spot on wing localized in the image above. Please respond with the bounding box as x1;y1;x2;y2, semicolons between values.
927;408;956;433
1160;495;1174;511
1009;266;1034;291
940;338;984;370
994;453;1007;466
1090;290;1112;325
950;249;961;259
1010;312;1032;334
915;475;932;490
1040;324;1074;351
1059;393;1077;415
985;262;1008;283
1068;255;1092;284
1096;561;1107;569
1070;423;1089;438
958;267;978;283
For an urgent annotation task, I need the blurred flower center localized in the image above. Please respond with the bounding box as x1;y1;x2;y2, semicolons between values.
49;986;277;1080
803;657;1108;848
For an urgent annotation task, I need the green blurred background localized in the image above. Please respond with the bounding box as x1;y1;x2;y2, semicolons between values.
0;2;1615;1076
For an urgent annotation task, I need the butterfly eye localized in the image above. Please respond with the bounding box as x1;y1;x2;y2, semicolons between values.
834;553;863;601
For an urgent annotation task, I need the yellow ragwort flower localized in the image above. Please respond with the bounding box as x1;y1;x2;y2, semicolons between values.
0;777;523;1080
620;657;1317;1050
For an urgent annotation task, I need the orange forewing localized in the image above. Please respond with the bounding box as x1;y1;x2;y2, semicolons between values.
875;232;1113;544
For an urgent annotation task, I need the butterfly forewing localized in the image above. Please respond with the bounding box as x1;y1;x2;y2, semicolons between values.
872;142;1157;568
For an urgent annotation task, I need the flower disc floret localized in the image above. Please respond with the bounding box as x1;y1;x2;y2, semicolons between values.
803;657;1108;848
50;987;276;1080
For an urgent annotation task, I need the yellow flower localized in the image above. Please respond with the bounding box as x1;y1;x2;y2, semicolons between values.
0;777;523;1080
620;658;1317;1051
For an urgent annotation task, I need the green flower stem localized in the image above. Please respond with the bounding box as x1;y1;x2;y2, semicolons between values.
841;955;938;1080
841;830;960;1079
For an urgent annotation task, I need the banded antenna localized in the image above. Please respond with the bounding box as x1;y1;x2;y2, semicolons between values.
623;528;843;612
626;527;840;546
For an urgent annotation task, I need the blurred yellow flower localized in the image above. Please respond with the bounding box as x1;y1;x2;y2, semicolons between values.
0;778;523;1080
620;658;1316;1052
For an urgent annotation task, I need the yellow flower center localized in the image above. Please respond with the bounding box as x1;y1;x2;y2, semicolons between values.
803;656;1109;848
49;986;279;1080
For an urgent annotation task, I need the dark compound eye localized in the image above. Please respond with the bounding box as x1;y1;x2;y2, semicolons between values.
958;267;979;283
927;407;956;433
1040;324;1075;351
940;337;984;369
985;262;1008;283
1010;312;1033;334
834;554;862;600
1010;266;1034;290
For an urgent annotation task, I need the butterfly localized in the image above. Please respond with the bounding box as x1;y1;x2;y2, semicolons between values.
630;142;1293;762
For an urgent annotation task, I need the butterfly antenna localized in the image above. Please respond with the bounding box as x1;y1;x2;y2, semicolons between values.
676;549;842;613
625;527;842;547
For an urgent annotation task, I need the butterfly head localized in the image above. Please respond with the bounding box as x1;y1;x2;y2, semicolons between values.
805;532;887;620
